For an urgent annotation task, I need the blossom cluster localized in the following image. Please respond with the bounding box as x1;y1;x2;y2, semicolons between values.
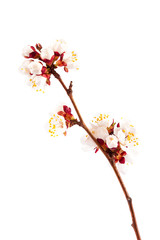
48;105;77;137
81;114;138;171
20;40;79;92
20;40;139;173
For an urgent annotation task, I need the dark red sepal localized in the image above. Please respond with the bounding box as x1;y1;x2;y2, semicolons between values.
54;51;60;56
63;105;71;114
64;66;69;72
58;111;65;117
97;138;107;151
46;78;51;85
94;147;99;153
97;138;104;145
60;52;64;61
119;157;125;164
42;55;55;66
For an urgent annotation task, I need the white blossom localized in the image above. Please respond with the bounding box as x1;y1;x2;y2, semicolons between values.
90;113;113;128
116;119;138;149
28;60;43;75
63;51;79;70
81;114;139;173
106;134;118;148
81;124;109;151
114;127;126;144
51;39;68;54
48;113;67;137
27;76;47;92
40;47;54;60
20;60;32;75
117;155;134;174
81;114;112;151
22;46;34;57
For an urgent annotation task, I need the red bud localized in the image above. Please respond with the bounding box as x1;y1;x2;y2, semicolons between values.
119;157;125;164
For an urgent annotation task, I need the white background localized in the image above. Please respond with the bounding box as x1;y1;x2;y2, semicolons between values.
0;0;160;239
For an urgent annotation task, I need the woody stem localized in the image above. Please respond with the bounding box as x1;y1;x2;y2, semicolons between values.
52;69;141;240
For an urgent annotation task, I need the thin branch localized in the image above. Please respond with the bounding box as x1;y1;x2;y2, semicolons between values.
111;163;141;240
52;70;141;240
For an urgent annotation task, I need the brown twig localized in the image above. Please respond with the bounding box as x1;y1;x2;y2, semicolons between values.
67;81;73;95
52;69;141;240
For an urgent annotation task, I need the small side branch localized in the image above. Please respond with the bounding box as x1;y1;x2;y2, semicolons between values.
127;196;141;239
67;81;73;96
70;119;82;127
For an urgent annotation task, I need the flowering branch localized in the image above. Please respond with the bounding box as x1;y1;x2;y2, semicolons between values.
52;70;141;240
20;39;141;239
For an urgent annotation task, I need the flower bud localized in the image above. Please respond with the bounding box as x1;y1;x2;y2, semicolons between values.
22;46;40;59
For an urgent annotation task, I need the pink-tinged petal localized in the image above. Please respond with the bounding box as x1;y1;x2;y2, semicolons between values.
106;134;118;149
28;46;40;59
60;52;64;61
122;151;127;157
28;60;43;75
